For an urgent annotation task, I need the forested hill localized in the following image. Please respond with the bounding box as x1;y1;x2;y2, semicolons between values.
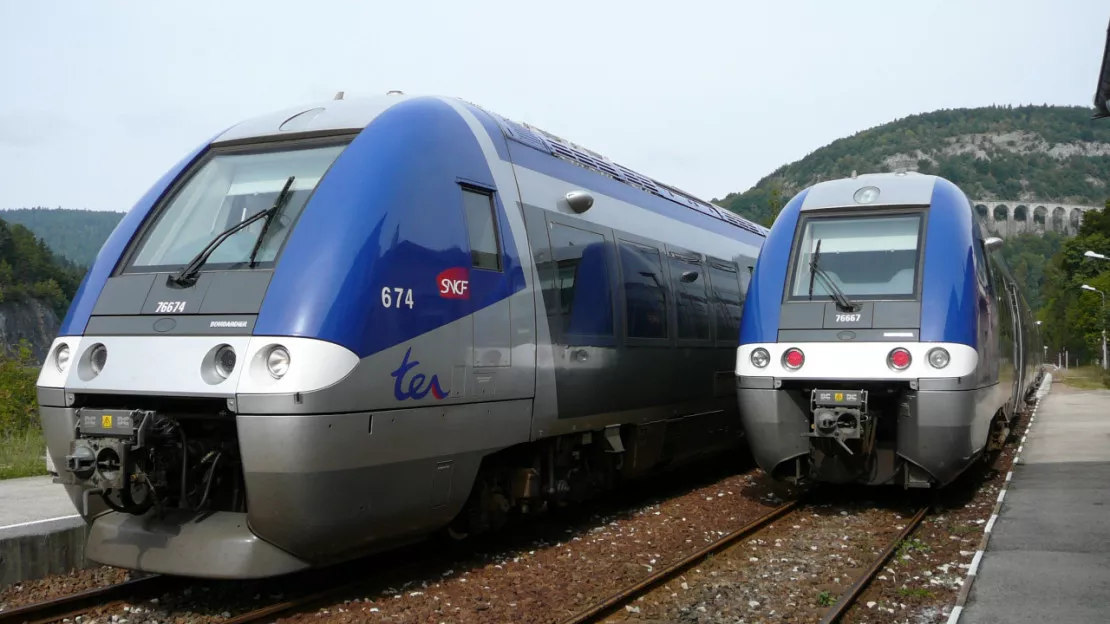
714;105;1110;226
0;208;125;268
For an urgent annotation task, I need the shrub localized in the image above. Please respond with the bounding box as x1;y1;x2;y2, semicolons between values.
0;340;39;438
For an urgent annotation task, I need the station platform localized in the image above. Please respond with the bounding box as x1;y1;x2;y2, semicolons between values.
0;474;89;588
957;372;1110;624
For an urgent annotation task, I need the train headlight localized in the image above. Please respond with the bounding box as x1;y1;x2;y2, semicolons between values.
214;345;237;379
782;347;805;370
750;348;770;368
927;347;950;369
89;344;108;376
54;343;71;373
888;347;912;371
266;345;290;379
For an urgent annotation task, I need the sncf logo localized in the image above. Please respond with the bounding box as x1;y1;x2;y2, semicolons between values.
437;267;470;299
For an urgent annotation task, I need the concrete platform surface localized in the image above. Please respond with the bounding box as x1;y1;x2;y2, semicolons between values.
0;475;79;530
960;378;1110;624
0;475;90;588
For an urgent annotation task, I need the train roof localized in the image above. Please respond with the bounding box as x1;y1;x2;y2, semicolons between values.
795;171;967;214
211;93;769;240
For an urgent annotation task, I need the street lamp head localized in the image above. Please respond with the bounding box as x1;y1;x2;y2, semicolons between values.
1082;284;1097;292
1085;250;1108;260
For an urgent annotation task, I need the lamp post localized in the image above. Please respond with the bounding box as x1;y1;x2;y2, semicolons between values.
1085;250;1108;261
1080;284;1107;370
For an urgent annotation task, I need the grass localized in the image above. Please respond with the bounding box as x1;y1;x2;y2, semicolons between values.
0;427;50;480
1054;365;1110;390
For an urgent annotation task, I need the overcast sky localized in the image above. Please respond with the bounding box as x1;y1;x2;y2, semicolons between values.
1;1;1106;213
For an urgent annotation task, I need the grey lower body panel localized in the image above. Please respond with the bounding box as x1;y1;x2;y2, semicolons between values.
38;399;534;574
236;399;532;563
737;383;999;487
83;509;311;579
899;386;997;486
736;386;811;477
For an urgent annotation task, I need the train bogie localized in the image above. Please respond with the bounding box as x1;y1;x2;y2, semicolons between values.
36;94;767;578
736;172;1044;489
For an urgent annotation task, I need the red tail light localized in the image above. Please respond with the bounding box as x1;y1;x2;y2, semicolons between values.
783;348;805;370
888;347;911;370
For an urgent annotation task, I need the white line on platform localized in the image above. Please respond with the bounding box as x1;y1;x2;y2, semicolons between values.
0;514;81;531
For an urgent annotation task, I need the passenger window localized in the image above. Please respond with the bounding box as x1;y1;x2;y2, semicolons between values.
668;252;710;341
462;188;502;271
619;240;668;340
549;222;613;340
708;261;743;344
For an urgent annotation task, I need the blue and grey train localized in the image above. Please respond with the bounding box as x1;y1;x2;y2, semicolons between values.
735;171;1043;489
35;93;768;579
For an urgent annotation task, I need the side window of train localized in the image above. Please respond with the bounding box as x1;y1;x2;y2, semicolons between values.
707;260;743;346
548;221;615;342
618;240;669;340
667;250;711;341
461;187;502;271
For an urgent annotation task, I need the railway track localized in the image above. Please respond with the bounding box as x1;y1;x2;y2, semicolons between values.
556;500;930;624
556;499;801;624
0;574;176;624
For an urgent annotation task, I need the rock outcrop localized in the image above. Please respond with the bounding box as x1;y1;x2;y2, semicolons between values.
0;298;60;363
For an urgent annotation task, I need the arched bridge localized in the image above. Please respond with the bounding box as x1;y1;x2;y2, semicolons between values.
973;200;1103;237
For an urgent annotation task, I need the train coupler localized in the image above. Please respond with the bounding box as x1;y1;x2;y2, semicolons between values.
804;388;871;456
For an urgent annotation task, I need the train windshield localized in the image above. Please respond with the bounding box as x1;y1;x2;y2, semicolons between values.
789;212;923;300
126;142;348;272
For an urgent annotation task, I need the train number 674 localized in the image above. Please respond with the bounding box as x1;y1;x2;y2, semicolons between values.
382;287;415;309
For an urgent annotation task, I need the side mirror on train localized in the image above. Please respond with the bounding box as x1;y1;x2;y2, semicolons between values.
984;237;1003;252
680;270;699;283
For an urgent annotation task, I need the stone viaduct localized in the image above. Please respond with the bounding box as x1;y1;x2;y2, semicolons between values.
972;200;1104;238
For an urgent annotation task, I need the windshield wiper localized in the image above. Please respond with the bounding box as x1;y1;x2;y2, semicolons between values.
170;176;295;287
807;239;857;312
248;176;295;267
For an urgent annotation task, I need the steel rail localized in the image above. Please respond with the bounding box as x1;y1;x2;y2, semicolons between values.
817;505;930;624
0;574;175;624
555;500;800;624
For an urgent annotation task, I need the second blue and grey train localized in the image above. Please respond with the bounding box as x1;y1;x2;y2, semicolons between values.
35;93;768;579
736;171;1043;489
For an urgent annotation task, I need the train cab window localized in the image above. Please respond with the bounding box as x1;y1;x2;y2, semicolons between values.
668;252;710;341
618;240;669;340
789;213;923;301
462;188;502;271
125;142;349;273
708;261;743;344
549;222;614;340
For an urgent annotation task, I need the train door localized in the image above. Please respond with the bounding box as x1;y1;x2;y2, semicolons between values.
539;213;621;419
459;184;514;398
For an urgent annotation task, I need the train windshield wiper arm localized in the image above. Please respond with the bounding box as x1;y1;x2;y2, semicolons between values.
170;176;295;287
807;239;857;312
247;176;295;267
